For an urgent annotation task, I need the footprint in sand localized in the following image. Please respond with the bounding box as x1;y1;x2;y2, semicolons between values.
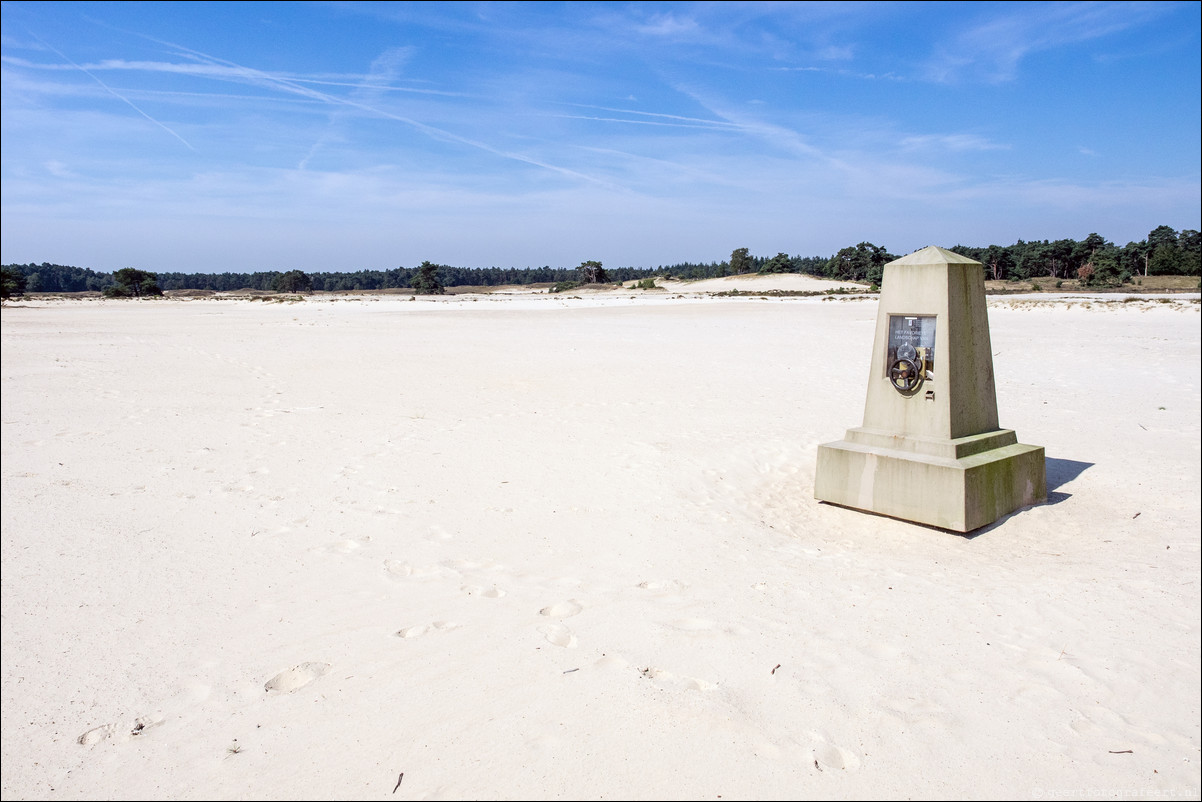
539;600;582;618
384;560;460;581
395;621;461;639
264;662;330;694
880;696;955;729
807;734;862;772
663;617;750;637
637;579;690;593
637;665;715;692
77;715;162;745
383;559;413;578
594;654;630;671
77;724;118;746
460;585;506;598
312;538;366;555
669;617;718;631
538;623;578;648
426;526;453;541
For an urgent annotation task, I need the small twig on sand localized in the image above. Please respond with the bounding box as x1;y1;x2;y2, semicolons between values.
392;772;404;794
771;664;781;675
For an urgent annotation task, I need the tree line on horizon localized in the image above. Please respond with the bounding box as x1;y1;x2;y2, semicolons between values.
3;224;1198;298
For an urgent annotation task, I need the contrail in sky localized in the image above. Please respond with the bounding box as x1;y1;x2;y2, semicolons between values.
103;24;614;188
23;27;195;151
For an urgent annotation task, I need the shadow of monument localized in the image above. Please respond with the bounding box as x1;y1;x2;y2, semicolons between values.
962;456;1094;539
1045;456;1093;494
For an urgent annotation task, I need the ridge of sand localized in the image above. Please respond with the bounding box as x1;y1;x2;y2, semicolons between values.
654;272;864;293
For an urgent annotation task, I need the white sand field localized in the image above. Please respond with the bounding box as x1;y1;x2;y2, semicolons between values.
2;289;1199;800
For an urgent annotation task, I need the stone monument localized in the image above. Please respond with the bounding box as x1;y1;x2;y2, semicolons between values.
814;245;1045;532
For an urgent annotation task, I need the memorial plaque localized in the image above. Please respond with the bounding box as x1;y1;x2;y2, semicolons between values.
886;314;936;382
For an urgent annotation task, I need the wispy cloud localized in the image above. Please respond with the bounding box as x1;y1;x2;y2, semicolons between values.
898;134;1010;153
770;64;906;82
43;159;75;178
630;12;702;39
924;1;1170;83
103;30;617;188
669;83;846;169
3;54;467;96
299;47;412;170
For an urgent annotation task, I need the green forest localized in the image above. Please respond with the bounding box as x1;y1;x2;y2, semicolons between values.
2;225;1198;298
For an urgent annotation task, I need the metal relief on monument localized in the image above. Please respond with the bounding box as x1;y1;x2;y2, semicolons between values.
886;315;935;392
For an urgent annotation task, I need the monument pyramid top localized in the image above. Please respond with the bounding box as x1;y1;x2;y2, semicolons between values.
886;245;981;267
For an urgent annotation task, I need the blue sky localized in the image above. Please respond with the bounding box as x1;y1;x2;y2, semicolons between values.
2;1;1199;273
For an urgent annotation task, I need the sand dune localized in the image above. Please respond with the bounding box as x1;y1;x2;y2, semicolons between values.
2;293;1199;799
655;272;864;293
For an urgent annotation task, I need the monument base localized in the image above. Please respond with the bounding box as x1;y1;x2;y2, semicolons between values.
815;428;1046;532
